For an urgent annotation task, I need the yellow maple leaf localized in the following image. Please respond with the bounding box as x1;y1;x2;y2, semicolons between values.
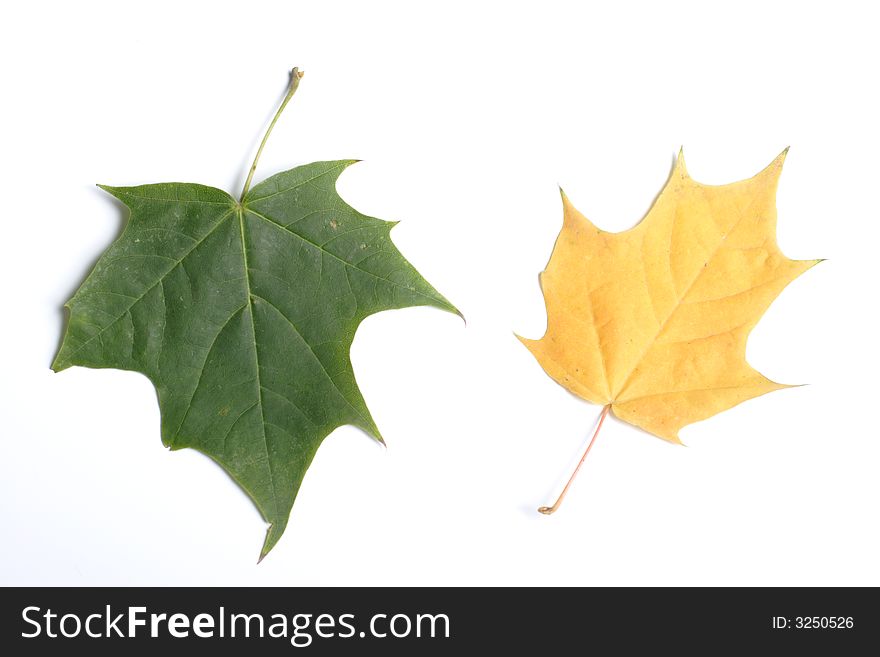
519;149;820;449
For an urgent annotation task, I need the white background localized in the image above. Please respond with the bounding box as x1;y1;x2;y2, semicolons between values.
1;0;877;586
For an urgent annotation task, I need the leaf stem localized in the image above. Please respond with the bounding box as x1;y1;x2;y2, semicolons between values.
240;67;305;201
538;404;611;515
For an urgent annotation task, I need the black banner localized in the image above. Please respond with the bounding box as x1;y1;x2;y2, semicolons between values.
1;587;875;654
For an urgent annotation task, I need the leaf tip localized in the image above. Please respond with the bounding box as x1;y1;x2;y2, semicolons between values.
761;147;790;177
559;189;601;233
258;522;284;563
356;416;386;447
773;146;790;168
557;186;571;206
514;332;534;348
432;296;465;326
96;184;123;201
667;433;686;446
674;147;689;177
745;148;790;188
336;159;363;180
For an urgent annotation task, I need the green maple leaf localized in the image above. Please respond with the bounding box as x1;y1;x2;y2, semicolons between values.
53;69;459;560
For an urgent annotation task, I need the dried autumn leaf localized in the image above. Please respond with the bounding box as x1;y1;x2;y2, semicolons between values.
519;150;819;510
53;70;459;559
